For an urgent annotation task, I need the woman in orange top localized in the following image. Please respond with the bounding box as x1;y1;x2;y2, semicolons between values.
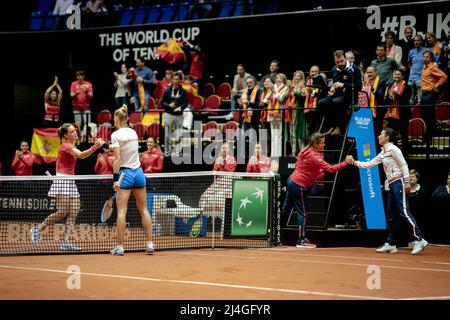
420;51;448;143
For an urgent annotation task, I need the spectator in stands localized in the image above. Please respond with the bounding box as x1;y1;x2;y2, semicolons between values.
304;65;328;139
153;69;173;102
11;140;35;176
385;31;403;66
114;63;131;108
287;70;306;154
246;143;271;173
282;132;354;248
408;35;429;104
83;0;108;13
94;147;114;175
129;57;155;112
189;0;213;20
43;76;63;128
441;27;450;101
318;50;362;137
141;137;163;173
409;169;428;237
371;43;402;86
183;41;207;88
362;65;387;135
227;63;252;120
420;51;447;143
161;71;187;157
259;77;274;142
267;73;289;157
384;69;412;155
345;51;355;65
109;105;154;255
260;59;280;85
351;128;428;255
399;26;414;71
70;70;93;142
240;75;261;134
53;0;74;15
30;123;105;251
425;32;443;68
431;172;450;199
213;142;237;172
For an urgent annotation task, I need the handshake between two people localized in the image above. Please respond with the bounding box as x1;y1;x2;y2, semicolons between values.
345;155;355;165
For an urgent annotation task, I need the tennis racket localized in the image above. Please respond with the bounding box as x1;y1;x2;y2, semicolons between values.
101;172;125;223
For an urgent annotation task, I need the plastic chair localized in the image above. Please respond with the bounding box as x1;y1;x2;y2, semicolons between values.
204;94;221;115
202;121;221;141
147;122;161;139
203;82;216;98
133;123;145;140
97;110;112;125
216;82;232;101
129;111;143;125
222;121;238;141
412;104;422;118
435;102;450;131
192;95;204;112
408;118;426;143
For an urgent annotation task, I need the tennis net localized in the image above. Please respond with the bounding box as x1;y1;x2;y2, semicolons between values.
0;171;280;255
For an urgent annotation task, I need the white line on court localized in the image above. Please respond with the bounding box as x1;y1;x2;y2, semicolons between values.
0;264;390;300
177;252;450;273
400;296;450;300
257;247;450;266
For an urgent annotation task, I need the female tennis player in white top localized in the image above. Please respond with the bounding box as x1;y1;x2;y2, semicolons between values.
110;105;154;255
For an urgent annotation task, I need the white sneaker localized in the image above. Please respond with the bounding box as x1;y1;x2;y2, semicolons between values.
224;112;233;120
146;241;155;255
376;243;397;253
411;239;428;255
110;246;125;256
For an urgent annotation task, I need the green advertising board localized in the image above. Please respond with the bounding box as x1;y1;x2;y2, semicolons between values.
231;179;269;236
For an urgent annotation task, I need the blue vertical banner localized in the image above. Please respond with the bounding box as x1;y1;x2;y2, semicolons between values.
348;108;386;229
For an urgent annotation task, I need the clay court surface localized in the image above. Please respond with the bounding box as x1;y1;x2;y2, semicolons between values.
0;245;449;300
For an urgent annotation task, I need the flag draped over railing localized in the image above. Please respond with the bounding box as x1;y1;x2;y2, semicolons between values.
31;128;61;164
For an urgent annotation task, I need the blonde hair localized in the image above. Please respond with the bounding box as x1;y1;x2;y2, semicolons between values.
114;105;129;126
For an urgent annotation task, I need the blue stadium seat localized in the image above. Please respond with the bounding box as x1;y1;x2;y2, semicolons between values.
218;1;235;18
44;12;59;30
233;1;244;16
159;4;176;23
176;2;190;21
29;11;43;30
38;0;53;13
133;7;148;25
120;8;133;26
147;7;161;24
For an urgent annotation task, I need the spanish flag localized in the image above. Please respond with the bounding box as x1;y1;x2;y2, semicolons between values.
155;38;185;64
31;128;61;164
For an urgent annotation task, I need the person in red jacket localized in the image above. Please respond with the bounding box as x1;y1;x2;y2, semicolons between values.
94;147;114;175
12;140;35;176
283;132;354;248
213;143;237;172
246;143;271;173
141;137;164;173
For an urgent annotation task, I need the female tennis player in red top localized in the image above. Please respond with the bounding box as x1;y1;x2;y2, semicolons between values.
140;137;163;173
31;123;104;250
283;132;354;248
